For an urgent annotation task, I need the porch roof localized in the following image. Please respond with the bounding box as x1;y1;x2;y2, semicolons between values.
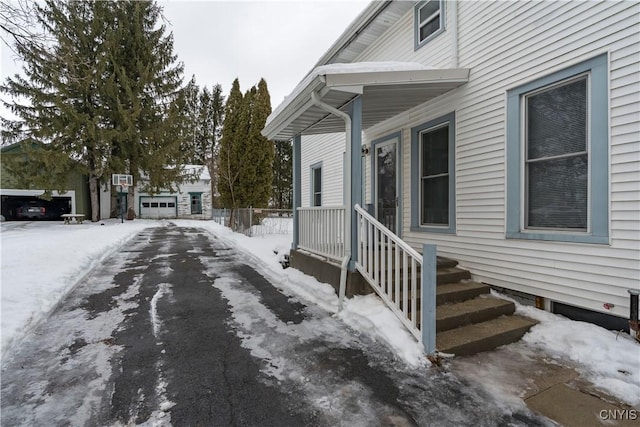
262;62;470;141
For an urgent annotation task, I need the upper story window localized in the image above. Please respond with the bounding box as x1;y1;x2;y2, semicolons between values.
415;0;444;50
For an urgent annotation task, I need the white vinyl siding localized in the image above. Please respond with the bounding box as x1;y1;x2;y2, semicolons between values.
354;0;639;318
301;133;345;207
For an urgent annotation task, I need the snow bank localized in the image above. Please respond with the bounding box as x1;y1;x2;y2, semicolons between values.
517;304;640;406
0;219;160;358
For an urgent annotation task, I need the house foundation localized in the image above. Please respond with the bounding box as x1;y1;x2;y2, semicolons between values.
289;249;372;298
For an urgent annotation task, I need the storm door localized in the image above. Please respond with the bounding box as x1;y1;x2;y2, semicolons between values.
374;138;399;234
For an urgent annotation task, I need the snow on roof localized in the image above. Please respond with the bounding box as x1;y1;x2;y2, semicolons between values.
183;164;210;181
267;62;435;127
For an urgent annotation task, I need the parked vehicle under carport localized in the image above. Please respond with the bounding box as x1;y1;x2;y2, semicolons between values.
1;195;71;221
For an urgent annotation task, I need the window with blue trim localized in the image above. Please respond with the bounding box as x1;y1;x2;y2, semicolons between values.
414;0;444;50
506;54;609;244
311;163;322;206
411;112;456;233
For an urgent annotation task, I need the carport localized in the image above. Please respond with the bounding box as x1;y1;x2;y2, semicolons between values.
0;189;75;220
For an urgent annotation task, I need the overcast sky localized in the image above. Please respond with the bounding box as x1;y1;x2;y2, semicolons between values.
155;0;369;108
1;0;369;116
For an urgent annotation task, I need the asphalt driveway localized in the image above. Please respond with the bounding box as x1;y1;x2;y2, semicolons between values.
0;224;549;426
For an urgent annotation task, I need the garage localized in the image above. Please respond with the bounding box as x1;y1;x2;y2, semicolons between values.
139;196;177;219
0;190;74;221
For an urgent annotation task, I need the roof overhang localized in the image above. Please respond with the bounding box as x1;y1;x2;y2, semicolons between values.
262;63;470;141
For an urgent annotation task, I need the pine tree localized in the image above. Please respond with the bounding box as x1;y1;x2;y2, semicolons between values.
241;78;273;208
1;0;185;221
217;78;274;215
179;75;201;163
218;79;244;213
105;0;185;213
198;84;224;206
272;140;293;209
1;0;116;221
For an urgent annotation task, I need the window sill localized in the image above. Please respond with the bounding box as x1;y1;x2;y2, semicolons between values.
414;27;445;51
506;230;609;245
410;225;455;234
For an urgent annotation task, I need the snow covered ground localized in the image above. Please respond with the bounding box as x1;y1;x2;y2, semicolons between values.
1;218;638;407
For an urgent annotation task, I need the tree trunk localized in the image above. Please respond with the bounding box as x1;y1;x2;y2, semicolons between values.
110;185;118;218
89;175;100;222
127;186;135;220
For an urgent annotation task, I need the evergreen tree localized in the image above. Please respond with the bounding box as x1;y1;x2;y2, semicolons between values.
1;0;116;220
272;140;293;209
198;84;224;206
217;79;244;212
2;1;186;220
217;78;274;215
241;78;273;208
104;0;185;213
178;75;200;163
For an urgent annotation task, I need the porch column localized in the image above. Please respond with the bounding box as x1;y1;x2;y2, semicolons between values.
292;134;302;250
347;96;362;271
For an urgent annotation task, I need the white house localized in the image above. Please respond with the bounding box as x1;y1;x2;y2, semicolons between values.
99;165;212;220
263;0;640;349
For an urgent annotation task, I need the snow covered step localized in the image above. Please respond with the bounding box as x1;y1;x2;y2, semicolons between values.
436;315;538;357
436;297;515;332
436;281;490;306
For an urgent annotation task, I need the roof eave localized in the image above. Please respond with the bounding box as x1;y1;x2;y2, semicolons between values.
324;68;470;88
263;76;327;140
262;67;471;141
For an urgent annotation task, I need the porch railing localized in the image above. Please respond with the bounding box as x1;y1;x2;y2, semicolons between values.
297;206;346;262
354;204;436;352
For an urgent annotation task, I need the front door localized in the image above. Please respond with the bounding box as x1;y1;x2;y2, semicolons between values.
374;138;399;234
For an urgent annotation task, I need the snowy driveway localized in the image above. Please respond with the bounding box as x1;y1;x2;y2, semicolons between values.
1;224;548;426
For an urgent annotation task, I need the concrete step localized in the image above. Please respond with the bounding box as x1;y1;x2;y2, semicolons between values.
374;265;470;284
436;297;515;332
437;256;458;269
436;315;538;356
436;281;490;306
437;266;471;285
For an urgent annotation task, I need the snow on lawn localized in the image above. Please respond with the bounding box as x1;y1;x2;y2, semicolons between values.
0;219;161;358
2;218;638;407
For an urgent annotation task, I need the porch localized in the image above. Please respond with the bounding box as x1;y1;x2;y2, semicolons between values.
290;205;537;356
262;62;535;356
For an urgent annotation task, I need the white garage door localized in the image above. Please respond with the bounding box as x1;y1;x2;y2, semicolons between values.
140;197;177;219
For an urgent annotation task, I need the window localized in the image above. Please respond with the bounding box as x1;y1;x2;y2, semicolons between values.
526;77;587;230
142;202;150;208
190;193;202;214
506;54;609;244
311;163;322;206
150;202;159;208
168;202;176;208
415;0;444;50
411;112;456;233
160;202;167;208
